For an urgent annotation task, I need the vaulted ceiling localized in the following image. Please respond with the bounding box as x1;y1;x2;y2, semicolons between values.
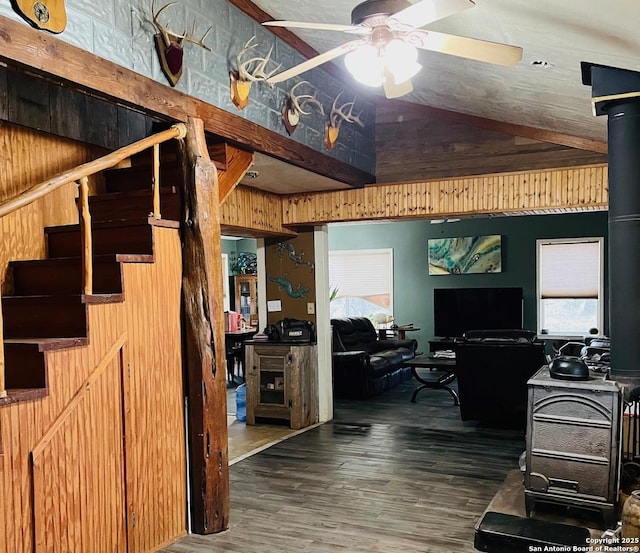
250;0;637;143
237;0;636;193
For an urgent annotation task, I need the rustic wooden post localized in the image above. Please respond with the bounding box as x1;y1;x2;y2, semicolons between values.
180;117;229;534
78;176;93;296
0;309;5;397
152;143;161;218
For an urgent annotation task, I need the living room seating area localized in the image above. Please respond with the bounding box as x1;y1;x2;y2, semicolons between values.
331;317;418;399
454;329;547;427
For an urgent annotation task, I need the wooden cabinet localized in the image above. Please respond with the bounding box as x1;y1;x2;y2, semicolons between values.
245;342;318;429
231;274;258;325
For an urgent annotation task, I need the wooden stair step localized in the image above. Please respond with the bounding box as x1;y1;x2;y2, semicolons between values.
126;137;228;169
0;388;48;406
4;341;47;389
46;219;156;258
126;140;182;167
10;254;131;296
103;139;228;194
87;187;180;223
2;294;88;339
103;163;184;194
2;338;87;399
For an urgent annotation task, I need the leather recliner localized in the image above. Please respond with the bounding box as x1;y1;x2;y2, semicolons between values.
331;317;418;399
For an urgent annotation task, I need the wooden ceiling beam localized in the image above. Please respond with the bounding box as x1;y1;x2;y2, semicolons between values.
0;15;373;188
376;99;608;154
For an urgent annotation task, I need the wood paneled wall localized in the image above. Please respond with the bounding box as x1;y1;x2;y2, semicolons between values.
0;226;186;553
375;102;608;183
0;66;157;152
221;184;296;237
282;165;609;225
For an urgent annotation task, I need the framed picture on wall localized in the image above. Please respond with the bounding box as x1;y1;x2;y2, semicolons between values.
428;235;502;275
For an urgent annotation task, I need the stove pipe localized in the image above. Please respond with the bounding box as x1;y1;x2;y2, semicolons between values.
582;63;640;389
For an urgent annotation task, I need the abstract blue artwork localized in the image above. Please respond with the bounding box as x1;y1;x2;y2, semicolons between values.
428;235;502;275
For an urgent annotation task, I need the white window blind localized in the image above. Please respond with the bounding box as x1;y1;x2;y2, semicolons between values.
539;241;601;299
329;249;392;299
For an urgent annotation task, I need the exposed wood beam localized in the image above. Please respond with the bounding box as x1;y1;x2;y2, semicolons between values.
282;164;608;225
217;145;254;204
0;15;373;188
376;99;608;154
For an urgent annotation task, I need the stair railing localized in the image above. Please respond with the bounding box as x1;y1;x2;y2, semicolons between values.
0;122;187;397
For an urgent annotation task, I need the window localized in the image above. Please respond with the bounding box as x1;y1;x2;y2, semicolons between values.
537;238;604;336
328;249;393;325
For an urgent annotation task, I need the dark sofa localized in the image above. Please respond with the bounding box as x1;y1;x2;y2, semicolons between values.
454;329;546;427
331;317;418;399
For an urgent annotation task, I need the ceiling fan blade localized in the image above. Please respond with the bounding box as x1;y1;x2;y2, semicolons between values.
411;30;523;66
263;20;370;35
266;39;367;85
383;71;414;99
387;0;475;31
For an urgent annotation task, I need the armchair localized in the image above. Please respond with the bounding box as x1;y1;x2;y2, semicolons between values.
454;330;546;427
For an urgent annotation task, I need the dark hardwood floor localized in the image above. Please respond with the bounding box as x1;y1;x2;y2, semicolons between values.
161;377;525;552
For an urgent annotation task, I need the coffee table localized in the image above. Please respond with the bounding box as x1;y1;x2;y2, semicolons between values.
407;353;459;405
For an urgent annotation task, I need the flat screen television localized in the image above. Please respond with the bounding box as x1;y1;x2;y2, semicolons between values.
433;287;524;338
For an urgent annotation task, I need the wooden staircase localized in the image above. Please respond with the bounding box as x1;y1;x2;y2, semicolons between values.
1;138;242;399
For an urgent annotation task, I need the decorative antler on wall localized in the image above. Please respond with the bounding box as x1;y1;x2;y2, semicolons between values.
281;81;325;135
151;0;211;87
325;92;365;150
229;36;281;110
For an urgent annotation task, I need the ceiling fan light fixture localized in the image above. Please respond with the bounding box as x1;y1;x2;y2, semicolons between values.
263;0;522;96
390;60;422;84
345;44;385;86
383;39;421;84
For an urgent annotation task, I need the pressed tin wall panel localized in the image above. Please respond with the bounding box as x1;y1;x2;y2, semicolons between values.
0;1;375;173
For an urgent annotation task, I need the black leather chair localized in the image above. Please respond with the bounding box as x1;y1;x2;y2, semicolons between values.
454;330;546;427
331;317;418;399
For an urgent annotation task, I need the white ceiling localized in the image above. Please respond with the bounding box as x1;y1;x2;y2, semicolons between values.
251;0;640;143
240;151;350;194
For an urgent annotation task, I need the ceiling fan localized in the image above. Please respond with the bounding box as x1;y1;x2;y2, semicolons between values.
263;0;523;99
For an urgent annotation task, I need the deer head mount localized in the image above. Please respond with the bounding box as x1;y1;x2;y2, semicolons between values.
325;92;365;150
151;0;211;87
230;36;280;110
282;81;325;135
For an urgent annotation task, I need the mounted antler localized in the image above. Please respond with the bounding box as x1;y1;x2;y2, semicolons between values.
282;81;325;135
325;92;365;150
151;0;211;87
230;36;281;110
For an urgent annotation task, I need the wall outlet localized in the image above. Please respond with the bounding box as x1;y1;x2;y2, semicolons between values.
307;302;315;315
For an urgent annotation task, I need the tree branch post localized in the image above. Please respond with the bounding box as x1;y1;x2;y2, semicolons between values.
181;117;230;534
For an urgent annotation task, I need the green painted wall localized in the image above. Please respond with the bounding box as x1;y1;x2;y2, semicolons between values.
328;212;608;351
